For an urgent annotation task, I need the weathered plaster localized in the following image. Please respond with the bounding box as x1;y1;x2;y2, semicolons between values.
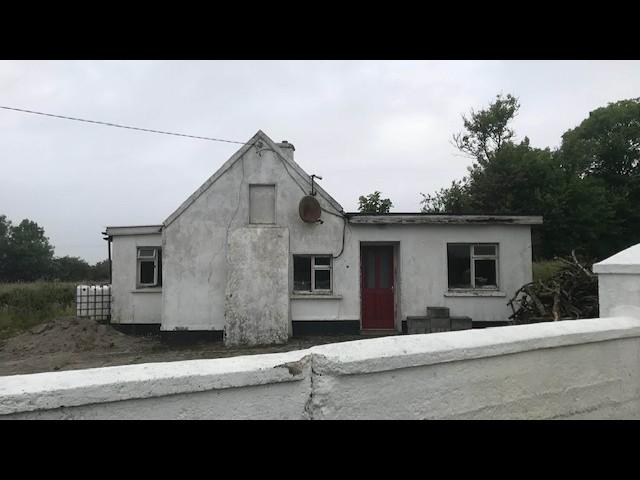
160;133;345;332
224;227;290;346
3;317;640;419
110;233;162;324
114;130;535;331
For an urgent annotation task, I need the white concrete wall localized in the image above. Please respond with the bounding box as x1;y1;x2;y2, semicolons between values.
161;140;345;332
594;243;640;318
160;133;533;332
110;233;162;324
338;223;532;326
3;317;640;420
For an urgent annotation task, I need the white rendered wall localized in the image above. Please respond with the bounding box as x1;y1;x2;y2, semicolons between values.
160;135;533;332
335;223;533;327
161;140;345;332
110;234;162;324
594;243;640;318
2;317;640;420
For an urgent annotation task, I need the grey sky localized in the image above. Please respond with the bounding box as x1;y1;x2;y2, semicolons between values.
1;60;638;263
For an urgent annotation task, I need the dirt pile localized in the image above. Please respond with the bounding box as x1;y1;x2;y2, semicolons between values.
0;317;152;357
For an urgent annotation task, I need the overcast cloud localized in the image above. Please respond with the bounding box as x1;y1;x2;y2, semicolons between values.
1;60;639;263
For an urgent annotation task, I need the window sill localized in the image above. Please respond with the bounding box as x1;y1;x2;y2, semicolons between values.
290;294;343;300
131;288;162;294
444;290;505;297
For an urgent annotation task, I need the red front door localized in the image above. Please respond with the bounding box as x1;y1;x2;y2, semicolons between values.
361;245;395;329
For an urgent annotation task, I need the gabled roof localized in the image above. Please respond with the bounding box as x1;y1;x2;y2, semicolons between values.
163;130;344;227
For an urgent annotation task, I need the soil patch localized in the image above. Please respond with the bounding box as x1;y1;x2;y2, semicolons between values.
0;316;365;376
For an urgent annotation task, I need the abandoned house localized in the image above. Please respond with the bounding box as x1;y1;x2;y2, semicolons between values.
104;130;542;345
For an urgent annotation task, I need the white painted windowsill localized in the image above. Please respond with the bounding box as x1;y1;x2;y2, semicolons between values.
444;290;506;297
290;294;343;300
131;288;163;294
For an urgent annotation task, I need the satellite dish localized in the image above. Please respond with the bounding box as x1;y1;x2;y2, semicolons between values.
299;195;321;223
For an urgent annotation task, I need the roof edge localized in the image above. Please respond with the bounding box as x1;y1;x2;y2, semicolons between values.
105;225;163;236
346;214;543;225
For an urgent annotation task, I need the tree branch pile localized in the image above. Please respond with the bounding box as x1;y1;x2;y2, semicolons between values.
508;252;599;324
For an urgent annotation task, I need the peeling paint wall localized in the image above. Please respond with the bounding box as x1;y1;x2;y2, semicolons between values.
3;317;640;420
160;141;344;332
110;233;162;324
224;227;290;346
158;137;533;333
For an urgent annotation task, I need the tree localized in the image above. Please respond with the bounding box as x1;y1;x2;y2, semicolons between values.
558;98;640;257
50;256;92;281
2;218;54;281
0;215;11;281
420;179;471;214
90;260;110;281
420;94;625;261
559;98;640;180
452;93;520;167
358;191;393;214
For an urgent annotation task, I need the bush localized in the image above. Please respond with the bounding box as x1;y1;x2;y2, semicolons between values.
532;260;564;282
0;282;76;339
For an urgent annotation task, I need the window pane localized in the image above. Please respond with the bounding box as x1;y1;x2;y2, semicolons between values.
315;269;331;290
475;259;497;287
379;249;392;289
138;248;155;258
365;250;376;288
448;244;471;288
474;245;496;256
140;261;155;284
314;256;331;266
293;256;311;291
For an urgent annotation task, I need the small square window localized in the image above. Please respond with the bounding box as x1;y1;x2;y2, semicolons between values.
293;255;332;293
447;243;498;290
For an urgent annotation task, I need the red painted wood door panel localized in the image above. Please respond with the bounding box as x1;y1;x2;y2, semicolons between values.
361;246;395;329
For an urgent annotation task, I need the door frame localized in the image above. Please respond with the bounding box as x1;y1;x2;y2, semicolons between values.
359;241;400;331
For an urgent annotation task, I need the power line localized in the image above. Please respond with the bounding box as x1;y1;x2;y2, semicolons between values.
0;105;251;145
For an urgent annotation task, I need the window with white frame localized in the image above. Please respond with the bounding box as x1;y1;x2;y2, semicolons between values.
447;243;498;289
293;255;332;293
137;247;162;288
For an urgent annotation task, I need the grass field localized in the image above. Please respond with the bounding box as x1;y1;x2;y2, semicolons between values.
532;260;564;283
0;282;76;340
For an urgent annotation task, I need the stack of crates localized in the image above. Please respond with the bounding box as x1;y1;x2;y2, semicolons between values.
76;285;111;321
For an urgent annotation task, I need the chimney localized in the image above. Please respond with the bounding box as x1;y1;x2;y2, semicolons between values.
277;140;295;161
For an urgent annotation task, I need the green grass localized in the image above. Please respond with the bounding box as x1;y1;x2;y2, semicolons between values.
0;282;76;340
532;260;564;283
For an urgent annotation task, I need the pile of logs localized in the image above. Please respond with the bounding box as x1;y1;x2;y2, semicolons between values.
508;251;599;324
